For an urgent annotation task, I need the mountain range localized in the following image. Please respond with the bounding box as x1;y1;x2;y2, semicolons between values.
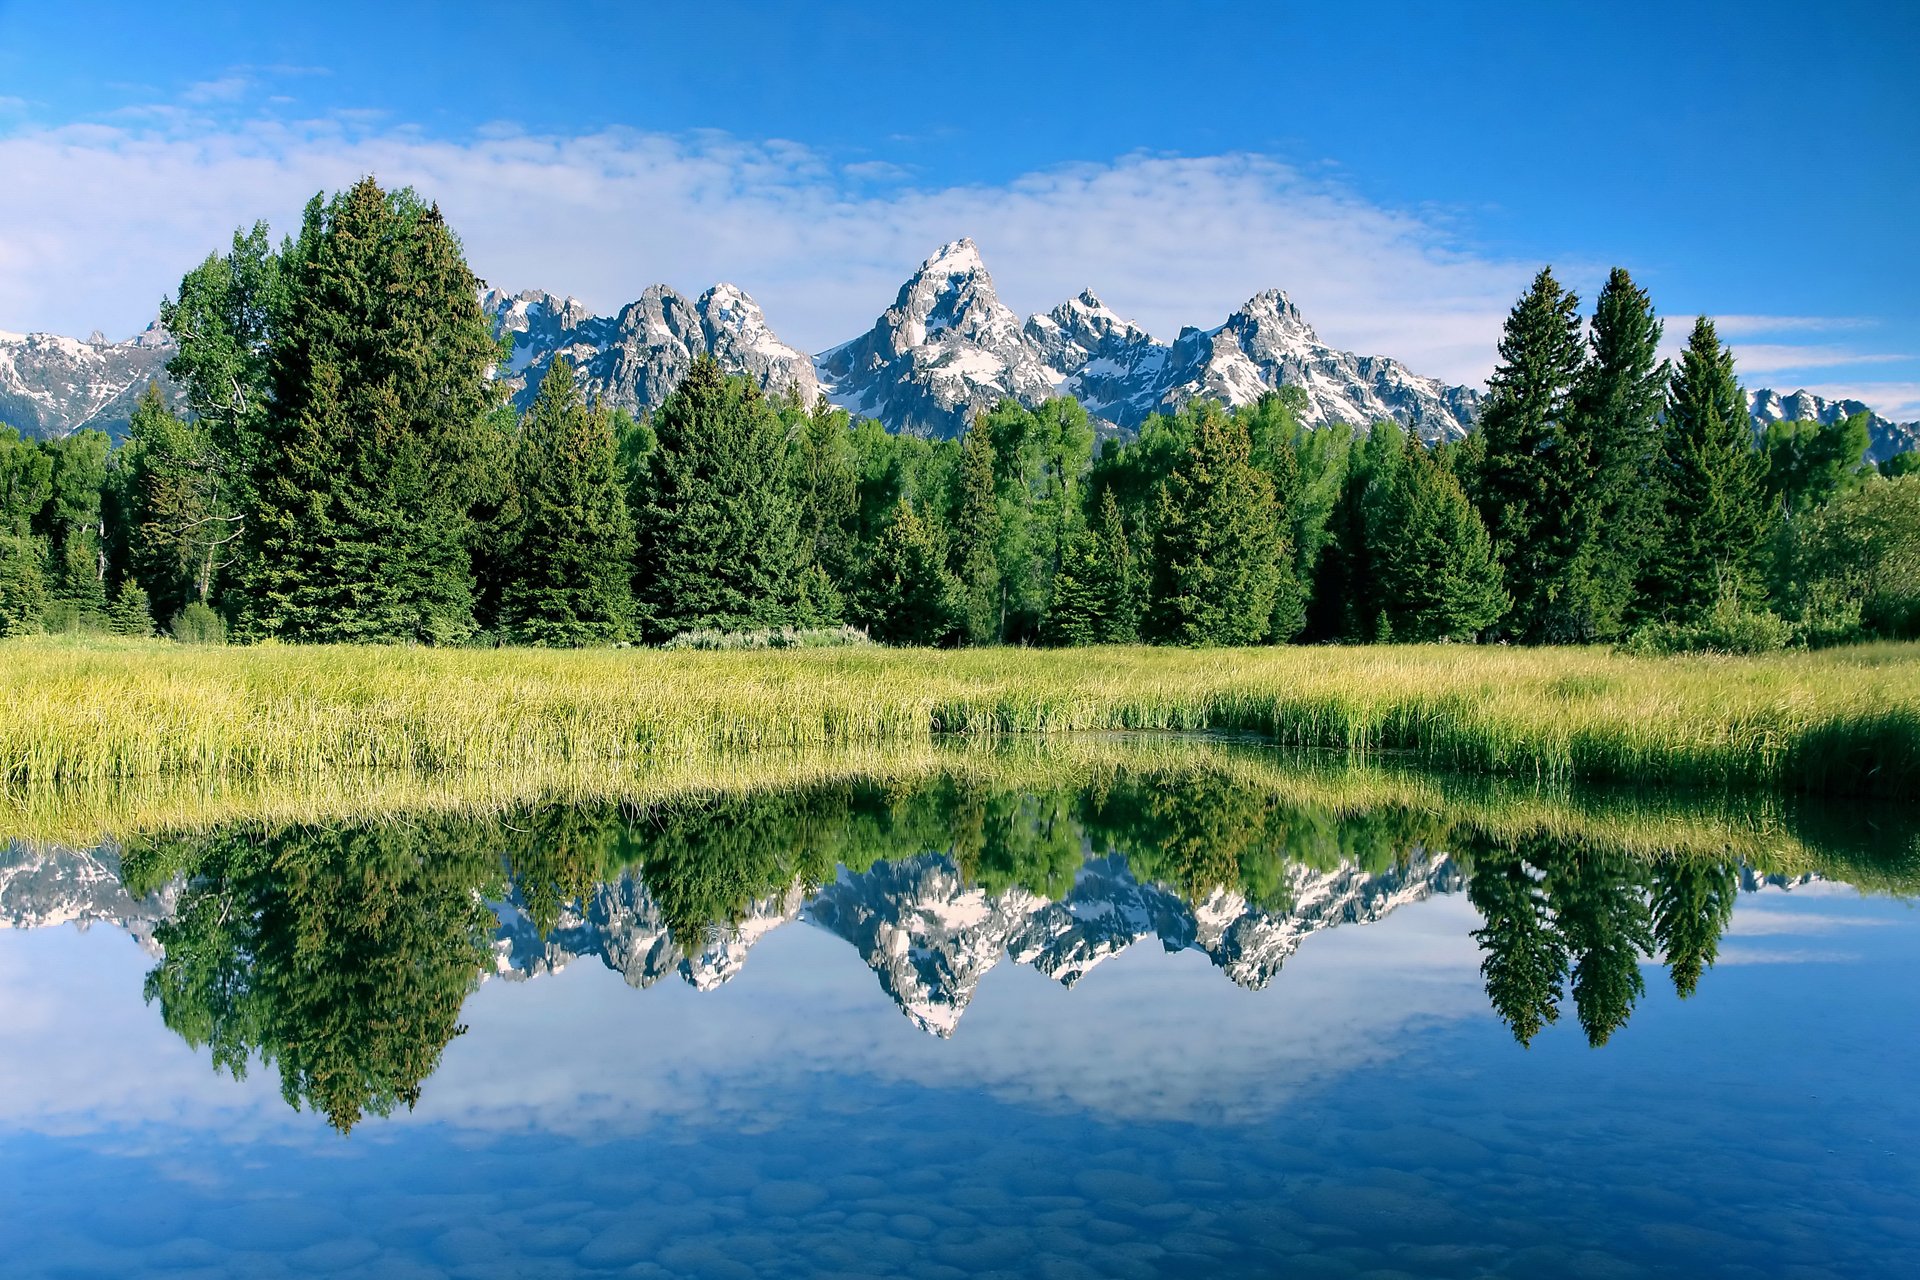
3;243;1915;461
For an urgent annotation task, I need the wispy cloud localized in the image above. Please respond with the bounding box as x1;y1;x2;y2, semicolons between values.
0;114;1541;385
1714;314;1875;337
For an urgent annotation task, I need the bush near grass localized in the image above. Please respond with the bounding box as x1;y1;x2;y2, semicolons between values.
661;625;872;651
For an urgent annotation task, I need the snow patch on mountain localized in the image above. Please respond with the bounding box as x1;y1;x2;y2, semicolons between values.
1747;387;1918;463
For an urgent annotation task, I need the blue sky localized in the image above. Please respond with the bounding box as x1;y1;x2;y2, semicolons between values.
0;0;1915;413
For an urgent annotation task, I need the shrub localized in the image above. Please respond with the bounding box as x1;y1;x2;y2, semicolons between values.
660;625;871;651
108;580;155;637
171;602;228;645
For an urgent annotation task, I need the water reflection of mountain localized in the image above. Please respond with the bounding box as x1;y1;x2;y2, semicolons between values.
496;849;1466;1036
2;757;1903;1133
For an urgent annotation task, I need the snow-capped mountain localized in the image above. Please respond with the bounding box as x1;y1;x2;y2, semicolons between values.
482;282;819;416
0;840;174;954
1748;387;1918;463
817;239;1484;440
0;324;177;440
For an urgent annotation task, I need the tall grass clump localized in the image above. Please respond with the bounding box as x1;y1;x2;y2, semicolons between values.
3;635;1919;798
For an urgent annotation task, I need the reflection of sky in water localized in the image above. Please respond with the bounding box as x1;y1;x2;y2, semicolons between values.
2;880;1917;1278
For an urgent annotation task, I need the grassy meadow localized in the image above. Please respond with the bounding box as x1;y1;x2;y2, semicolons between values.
4;635;1920;799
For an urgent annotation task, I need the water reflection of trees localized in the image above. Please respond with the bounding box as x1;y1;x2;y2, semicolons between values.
117;765;1911;1130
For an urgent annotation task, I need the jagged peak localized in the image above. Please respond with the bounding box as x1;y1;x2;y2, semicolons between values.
917;236;986;278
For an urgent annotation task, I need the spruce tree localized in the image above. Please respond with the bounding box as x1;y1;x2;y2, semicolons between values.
632;356;803;640
1092;487;1141;642
791;398;860;592
1144;410;1280;646
124;384;238;623
107;578;155;637
1375;436;1508;640
1545;846;1653;1048
953;421;1003;644
242;179;501;642
1647;317;1772;619
1563;268;1666;638
1649;858;1738;998
1468;845;1569;1046
0;534;48;637
1471;268;1586;640
499;358;635;645
1041;529;1106;646
849;500;959;646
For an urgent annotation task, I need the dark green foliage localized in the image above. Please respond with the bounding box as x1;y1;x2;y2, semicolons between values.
126;820;501;1133
122;385;238;621
1471;269;1587;640
1646;318;1773;620
0;533;48;636
1044;489;1140;645
170;601;228;645
498;359;635;645
1469;847;1569;1046
1308;421;1405;642
1561;268;1667;639
1776;474;1920;641
1649;858;1739;997
980;398;1095;642
1763;413;1873;518
1374;435;1508;640
632;356;803;640
1144;406;1281;646
1547;847;1653;1047
791;398;860;596
1879;450;1920;479
954;421;1003;643
107;578;154;637
240;178;503;642
0;424;54;537
848;500;960;646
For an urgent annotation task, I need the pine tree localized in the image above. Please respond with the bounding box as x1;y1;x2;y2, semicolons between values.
1468;844;1569;1046
241;179;501;642
1092;487;1141;642
1308;421;1404;642
791;398;860;591
0;534;48;637
1144;410;1280;646
1647;317;1772;619
632;356;803;640
953;421;1002;644
1562;268;1666;638
498;358;635;645
1375;436;1508;640
1545;846;1653;1047
1649;858;1738;998
107;578;154;637
849;500;959;646
1041;529;1106;646
1471;268;1586;640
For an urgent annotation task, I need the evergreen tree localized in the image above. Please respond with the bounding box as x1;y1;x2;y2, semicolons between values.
1308;421;1406;642
848;499;960;646
499;358;635;645
1545;847;1653;1047
1649;858;1739;998
1375;435;1508;640
1562;268;1666;638
1647;317;1772;619
107;578;155;637
0;533;48;636
1092;487;1142;642
1041;528;1106;646
953;420;1003;644
1468;845;1569;1046
633;356;803;640
1144;408;1280;646
241;179;502;642
790;398;859;591
1471;268;1586;640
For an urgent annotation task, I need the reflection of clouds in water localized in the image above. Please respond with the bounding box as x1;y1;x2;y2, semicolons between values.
0;895;1489;1142
402;893;1491;1136
1726;908;1895;937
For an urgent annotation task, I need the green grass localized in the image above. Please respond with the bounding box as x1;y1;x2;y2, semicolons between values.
4;635;1919;797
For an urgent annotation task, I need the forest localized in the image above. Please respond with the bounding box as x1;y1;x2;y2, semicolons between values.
2;175;1916;653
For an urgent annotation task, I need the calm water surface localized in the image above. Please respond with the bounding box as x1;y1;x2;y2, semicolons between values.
2;748;1916;1279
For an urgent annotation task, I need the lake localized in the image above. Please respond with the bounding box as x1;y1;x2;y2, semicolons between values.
2;739;1916;1279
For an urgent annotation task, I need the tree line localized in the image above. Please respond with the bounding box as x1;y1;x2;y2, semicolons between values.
2;176;1915;649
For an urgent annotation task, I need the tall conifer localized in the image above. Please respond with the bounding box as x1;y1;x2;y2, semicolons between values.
953;421;1002;644
499;359;635;645
1646;317;1772;617
1472;268;1585;640
632;356;803;639
1144;411;1280;646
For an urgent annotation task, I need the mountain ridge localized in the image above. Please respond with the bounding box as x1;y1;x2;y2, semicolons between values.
4;246;1915;462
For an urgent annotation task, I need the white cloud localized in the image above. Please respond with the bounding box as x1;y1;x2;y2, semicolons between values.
0;116;1542;386
1726;345;1910;376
